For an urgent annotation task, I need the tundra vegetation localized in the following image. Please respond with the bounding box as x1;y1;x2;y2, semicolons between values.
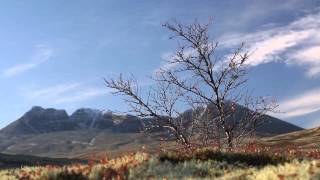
1;146;320;179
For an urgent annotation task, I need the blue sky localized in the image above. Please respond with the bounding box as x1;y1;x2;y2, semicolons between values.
0;0;320;129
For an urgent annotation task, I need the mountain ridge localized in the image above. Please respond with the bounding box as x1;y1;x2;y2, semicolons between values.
0;105;304;136
0;106;143;136
0;105;304;158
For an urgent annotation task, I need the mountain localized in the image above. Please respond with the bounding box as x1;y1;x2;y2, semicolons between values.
0;106;303;158
255;114;303;135
0;106;74;135
70;108;113;129
180;103;303;136
0;107;143;136
229;103;303;135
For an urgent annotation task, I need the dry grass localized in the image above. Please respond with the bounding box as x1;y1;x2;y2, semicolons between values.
261;127;320;148
1;145;320;179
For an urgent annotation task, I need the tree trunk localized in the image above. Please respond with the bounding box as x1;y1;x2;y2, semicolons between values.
226;132;233;149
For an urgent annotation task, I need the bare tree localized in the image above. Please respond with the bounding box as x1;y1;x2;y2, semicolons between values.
154;20;278;148
104;74;191;145
105;19;278;149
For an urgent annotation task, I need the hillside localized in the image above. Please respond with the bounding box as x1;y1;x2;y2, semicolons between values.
261;127;320;148
0;130;166;159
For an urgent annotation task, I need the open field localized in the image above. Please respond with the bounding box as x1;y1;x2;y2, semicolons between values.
0;130;169;159
1;148;320;180
0;153;85;170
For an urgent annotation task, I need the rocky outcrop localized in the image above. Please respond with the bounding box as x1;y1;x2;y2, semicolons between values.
69;108;114;129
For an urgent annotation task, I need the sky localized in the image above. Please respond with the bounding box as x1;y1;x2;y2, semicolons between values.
0;0;320;129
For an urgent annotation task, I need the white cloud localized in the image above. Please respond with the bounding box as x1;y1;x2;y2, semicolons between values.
2;63;38;77
277;88;320;119
294;46;320;64
157;11;320;77
247;30;315;66
292;45;320;76
24;82;108;104
3;45;55;77
220;11;320;76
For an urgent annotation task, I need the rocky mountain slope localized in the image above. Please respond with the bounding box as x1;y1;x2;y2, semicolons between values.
0;106;303;158
0;106;142;136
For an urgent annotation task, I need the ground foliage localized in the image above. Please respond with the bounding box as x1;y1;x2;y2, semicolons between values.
1;145;320;179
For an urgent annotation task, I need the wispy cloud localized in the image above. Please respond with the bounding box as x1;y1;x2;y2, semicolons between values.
3;63;38;77
277;88;320;119
27;83;82;100
23;82;108;104
292;45;320;77
54;88;107;104
221;11;320;76
3;45;55;77
157;11;320;77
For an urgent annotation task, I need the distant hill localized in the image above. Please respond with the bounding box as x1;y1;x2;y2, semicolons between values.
0;106;303;158
261;127;320;148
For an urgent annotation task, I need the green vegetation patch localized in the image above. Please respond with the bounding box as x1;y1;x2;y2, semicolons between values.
159;148;289;166
130;157;244;179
